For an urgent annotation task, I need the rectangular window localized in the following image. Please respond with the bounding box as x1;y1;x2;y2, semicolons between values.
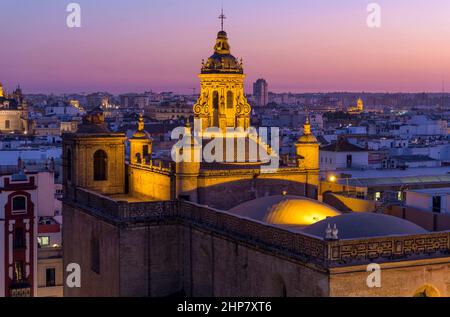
346;154;353;168
143;145;149;158
91;236;100;274
13;261;24;282
5;120;10;129
375;192;381;201
46;268;56;287
432;196;442;213
14;228;25;249
38;236;50;247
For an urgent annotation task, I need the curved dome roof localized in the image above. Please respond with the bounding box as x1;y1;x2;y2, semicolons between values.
201;31;243;74
229;195;341;227
303;212;428;239
297;134;318;144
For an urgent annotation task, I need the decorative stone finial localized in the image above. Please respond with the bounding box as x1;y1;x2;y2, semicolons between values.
331;224;339;240
137;113;144;132
325;223;332;240
304;116;311;135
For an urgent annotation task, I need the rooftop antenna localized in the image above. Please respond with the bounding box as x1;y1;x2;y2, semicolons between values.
218;7;226;31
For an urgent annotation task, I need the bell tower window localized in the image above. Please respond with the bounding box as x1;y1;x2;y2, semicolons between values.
213;91;219;126
93;150;107;181
227;91;233;109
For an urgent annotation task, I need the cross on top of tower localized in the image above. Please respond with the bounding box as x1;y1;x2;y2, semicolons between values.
218;8;226;31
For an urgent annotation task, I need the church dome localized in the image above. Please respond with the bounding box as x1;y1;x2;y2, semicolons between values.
201;31;243;74
229;195;341;227
76;106;111;134
297;134;318;144
303;212;428;239
297;117;318;144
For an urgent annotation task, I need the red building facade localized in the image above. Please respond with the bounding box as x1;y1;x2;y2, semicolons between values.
1;173;37;297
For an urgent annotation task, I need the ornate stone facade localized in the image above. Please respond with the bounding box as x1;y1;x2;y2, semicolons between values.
194;31;251;131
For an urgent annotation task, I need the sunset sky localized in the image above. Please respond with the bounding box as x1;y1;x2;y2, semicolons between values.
1;0;450;94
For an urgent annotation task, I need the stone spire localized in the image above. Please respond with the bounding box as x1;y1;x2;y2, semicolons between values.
304;116;311;135
137;113;145;132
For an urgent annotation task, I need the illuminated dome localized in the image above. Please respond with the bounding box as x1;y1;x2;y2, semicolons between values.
201;31;243;74
229;195;341;227
297;117;318;144
303;213;428;239
77;107;111;134
132;113;151;139
298;134;318;143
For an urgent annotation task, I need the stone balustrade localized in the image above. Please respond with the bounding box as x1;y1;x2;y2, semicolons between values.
65;187;450;268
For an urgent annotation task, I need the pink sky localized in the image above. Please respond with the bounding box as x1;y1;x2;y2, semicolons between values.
1;0;450;94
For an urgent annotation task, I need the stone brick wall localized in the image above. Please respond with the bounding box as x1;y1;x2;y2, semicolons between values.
63;188;450;297
329;259;450;297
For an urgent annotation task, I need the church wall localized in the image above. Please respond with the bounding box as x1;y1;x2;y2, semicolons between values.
197;170;318;210
128;167;172;200
118;224;182;297
63;201;330;297
196;232;329;297
329;259;450;297
63;204;120;297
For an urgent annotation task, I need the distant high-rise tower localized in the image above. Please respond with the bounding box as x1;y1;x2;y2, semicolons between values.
253;79;268;107
0;82;4;97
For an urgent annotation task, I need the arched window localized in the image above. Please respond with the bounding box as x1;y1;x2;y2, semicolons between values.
93;150;107;181
213;91;219;110
14;227;25;249
67;149;72;182
213;91;219;126
12;196;26;212
227;91;233;109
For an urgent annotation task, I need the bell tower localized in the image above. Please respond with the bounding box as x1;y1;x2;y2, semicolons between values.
129;114;153;164
63;107;126;198
193;13;251;132
295;117;319;170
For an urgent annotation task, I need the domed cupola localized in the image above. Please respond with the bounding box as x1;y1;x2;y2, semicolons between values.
201;30;243;74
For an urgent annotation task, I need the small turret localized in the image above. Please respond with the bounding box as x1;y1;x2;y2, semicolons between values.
129;113;153;164
175;122;201;202
295;116;319;170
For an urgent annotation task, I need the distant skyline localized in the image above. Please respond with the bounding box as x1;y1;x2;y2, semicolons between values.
1;0;450;94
